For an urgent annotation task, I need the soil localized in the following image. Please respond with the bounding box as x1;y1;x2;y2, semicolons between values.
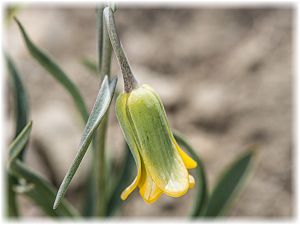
4;4;293;218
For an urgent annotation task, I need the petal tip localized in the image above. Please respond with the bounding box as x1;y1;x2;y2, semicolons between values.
121;191;128;200
139;189;162;204
188;175;195;189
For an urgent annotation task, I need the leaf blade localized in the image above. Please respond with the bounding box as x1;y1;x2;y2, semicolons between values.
7;121;78;217
7;121;32;167
14;18;89;122
5;54;29;149
5;54;29;217
204;148;257;217
53;75;117;209
9;160;79;217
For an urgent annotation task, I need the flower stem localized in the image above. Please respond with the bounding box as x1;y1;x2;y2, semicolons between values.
96;6;103;72
103;7;138;93
7;175;19;217
95;5;112;217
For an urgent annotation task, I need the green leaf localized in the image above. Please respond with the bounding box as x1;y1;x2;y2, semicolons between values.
7;121;79;217
81;57;98;75
7;176;19;217
9;160;79;217
14;17;89;122
5;54;29;156
5;54;29;217
174;132;208;218
6;121;78;217
6;121;32;218
7;121;32;168
204;148;257;217
53;76;118;209
106;143;135;216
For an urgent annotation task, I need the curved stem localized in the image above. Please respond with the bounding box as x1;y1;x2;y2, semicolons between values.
96;6;104;73
100;23;112;77
103;7;138;92
95;116;108;216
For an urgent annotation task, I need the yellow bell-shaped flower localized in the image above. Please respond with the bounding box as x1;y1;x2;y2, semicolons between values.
116;84;197;203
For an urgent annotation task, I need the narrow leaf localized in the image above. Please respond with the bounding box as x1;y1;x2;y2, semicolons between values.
9;160;79;217
204;148;257;217
7;121;32;167
53;76;118;209
174;132;208;218
7;121;78;217
15;18;89;122
81;57;98;75
5;54;29;217
6;54;29;154
7;176;19;217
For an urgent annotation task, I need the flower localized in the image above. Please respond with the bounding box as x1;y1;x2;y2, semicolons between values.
115;84;197;203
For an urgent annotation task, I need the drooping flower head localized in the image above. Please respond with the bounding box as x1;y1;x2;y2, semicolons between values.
103;6;197;204
116;84;197;203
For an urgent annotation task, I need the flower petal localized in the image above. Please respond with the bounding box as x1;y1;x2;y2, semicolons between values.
138;162;163;204
116;93;142;200
127;86;190;197
144;85;197;169
173;140;197;169
188;175;195;189
121;174;141;200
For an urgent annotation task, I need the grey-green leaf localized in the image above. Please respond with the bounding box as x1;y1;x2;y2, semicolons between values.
174;132;208;218
7;121;32;167
6;54;29;159
7;121;78;217
15;17;89;122
53;75;117;209
7;176;19;217
9;160;79;217
5;54;29;217
204;148;257;217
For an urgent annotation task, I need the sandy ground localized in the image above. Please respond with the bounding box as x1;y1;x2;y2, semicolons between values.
4;4;293;218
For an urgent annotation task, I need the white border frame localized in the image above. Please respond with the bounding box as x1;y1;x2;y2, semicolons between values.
0;1;297;224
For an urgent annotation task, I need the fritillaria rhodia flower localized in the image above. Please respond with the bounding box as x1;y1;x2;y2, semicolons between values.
116;84;197;203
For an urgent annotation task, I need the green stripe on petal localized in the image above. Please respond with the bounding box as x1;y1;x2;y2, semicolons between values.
143;85;197;170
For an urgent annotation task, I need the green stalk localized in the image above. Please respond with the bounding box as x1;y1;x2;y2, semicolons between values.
83;5;105;217
7;176;19;217
95;6;112;217
96;6;104;73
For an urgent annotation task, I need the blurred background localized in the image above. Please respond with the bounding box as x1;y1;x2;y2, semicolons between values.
3;4;293;218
